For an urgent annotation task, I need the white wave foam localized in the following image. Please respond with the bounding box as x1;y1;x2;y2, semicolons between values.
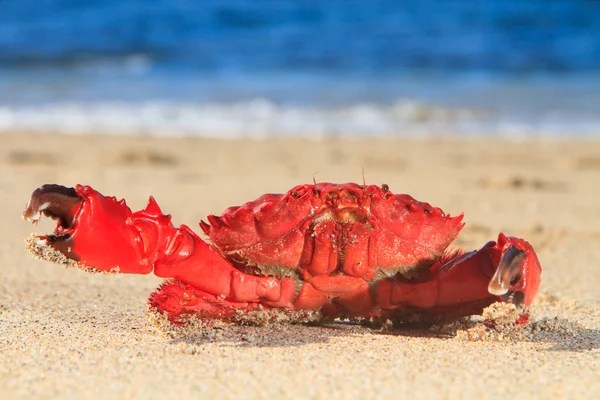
0;99;597;139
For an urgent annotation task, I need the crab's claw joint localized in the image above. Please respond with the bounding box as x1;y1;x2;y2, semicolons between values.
487;233;542;306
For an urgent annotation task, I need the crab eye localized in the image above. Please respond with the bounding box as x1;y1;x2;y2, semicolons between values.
290;191;300;199
380;183;391;198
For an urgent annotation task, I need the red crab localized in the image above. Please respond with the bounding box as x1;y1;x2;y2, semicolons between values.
22;183;541;325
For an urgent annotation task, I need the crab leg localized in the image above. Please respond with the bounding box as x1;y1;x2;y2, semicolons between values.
375;233;542;317
23;185;297;307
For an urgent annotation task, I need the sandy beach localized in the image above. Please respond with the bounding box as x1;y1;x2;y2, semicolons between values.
1;132;599;399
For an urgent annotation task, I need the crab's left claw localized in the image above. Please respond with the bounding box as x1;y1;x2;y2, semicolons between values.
487;233;542;306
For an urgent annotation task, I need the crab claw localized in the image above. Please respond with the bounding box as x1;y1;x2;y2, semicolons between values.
22;184;153;273
488;245;524;296
23;184;84;260
487;233;542;306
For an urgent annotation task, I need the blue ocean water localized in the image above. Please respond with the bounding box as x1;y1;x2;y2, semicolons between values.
0;0;599;138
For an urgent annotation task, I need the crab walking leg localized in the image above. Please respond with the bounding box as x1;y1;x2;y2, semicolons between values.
148;280;272;323
375;234;542;316
24;185;297;306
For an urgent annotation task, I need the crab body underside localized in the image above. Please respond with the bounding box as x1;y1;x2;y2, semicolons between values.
23;183;542;325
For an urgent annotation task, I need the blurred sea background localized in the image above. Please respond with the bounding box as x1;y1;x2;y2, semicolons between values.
0;0;599;139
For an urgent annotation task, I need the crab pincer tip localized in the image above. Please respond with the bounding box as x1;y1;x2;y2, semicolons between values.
488;245;525;297
22;196;42;223
488;275;510;296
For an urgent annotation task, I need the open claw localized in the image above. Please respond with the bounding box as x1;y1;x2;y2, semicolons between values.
23;184;83;261
23;184;162;274
23;184;82;228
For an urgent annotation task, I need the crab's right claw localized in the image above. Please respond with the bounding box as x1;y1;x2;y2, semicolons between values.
22;184;152;274
487;233;542;306
23;184;83;260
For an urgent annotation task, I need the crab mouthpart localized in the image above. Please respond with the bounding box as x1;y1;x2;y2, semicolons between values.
488;245;525;297
22;185;82;259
